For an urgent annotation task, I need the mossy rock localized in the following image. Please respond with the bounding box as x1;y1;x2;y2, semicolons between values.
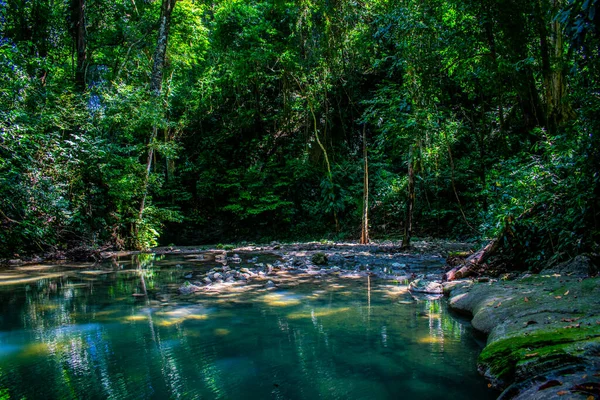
446;275;600;394
311;252;328;265
478;321;600;388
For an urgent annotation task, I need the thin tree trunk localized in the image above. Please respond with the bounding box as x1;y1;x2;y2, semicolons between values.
72;0;86;90
360;124;369;244
136;0;177;248
307;92;339;232
402;145;415;249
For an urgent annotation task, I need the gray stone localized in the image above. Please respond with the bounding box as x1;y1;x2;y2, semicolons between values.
542;255;598;277
408;279;443;294
265;280;276;288
178;283;201;295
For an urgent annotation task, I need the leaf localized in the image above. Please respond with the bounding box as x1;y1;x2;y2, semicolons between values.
525;352;539;358
555;296;562;299
561;318;579;322
564;290;569;295
524;297;529;302
538;380;562;390
556;391;569;395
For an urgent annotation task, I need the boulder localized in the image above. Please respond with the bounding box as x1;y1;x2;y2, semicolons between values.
408;279;443;294
542;255;598;277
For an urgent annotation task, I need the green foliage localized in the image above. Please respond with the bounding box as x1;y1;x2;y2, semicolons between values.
0;0;598;266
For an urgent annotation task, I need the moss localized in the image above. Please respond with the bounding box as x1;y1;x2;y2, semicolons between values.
581;277;600;292
479;326;600;384
311;252;328;265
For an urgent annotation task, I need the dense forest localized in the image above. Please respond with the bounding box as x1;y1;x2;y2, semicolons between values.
1;0;599;267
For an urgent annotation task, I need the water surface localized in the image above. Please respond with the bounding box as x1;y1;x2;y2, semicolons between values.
0;254;497;399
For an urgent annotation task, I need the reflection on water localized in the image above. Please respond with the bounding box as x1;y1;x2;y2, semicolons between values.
0;254;496;399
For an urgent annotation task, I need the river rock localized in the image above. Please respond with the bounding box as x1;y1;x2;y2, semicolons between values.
203;277;212;284
445;275;600;397
178;283;201;295
408;279;443;294
311;252;328;265
541;255;598;277
212;272;223;280
265;280;276;288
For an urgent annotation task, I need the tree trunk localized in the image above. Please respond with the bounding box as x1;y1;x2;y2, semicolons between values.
402;145;415;249
537;0;573;133
150;0;177;95
360;124;369;244
72;0;87;90
136;0;177;248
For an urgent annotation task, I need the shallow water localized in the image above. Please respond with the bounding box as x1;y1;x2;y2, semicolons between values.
0;254;497;399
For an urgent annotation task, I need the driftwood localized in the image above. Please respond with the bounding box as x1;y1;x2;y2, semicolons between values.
445;239;501;281
444;207;539;281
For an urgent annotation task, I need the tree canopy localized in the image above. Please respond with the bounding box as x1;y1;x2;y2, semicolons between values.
1;0;598;268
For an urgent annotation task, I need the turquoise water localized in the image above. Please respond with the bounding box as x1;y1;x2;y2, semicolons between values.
0;254;497;399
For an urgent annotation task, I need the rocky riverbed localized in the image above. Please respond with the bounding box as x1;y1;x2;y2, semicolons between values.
168;242;455;295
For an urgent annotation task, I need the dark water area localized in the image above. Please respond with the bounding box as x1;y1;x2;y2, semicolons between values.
0;254;497;399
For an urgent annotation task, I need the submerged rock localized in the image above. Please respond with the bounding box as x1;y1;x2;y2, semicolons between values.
178;283;202;295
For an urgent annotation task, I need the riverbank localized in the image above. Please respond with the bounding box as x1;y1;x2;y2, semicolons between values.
445;256;600;400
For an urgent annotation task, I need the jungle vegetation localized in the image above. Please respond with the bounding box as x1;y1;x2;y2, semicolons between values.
1;0;599;269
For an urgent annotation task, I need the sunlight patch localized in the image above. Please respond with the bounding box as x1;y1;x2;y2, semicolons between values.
417;336;444;344
287;307;351;320
124;315;148;322
261;293;301;307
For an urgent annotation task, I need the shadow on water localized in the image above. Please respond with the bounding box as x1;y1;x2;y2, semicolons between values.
0;254;499;400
